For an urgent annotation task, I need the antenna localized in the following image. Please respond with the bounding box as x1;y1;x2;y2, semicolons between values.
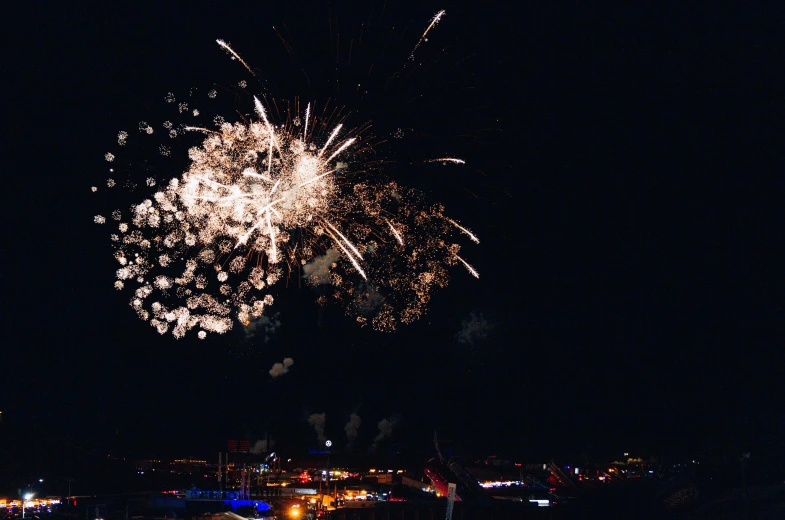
434;431;444;462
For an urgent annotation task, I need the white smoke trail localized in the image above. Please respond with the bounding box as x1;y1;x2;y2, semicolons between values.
308;413;327;446
344;413;362;446
371;417;396;450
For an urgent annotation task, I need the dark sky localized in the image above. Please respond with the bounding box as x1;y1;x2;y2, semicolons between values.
3;0;785;493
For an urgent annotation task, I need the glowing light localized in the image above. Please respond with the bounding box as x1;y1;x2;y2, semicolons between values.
410;10;446;61
385;219;404;245
427;157;465;165
216;39;255;75
445;218;480;244
455;255;479;279
303;102;310;139
323;137;356;164
323;220;363;260
326;227;368;281
318;124;343;157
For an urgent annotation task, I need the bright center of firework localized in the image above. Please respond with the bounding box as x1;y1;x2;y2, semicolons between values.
178;113;349;261
294;154;320;184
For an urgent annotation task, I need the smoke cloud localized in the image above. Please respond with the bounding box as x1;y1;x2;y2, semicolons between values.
303;248;341;285
456;312;493;345
344;413;361;446
371;417;397;450
355;283;385;315
308;412;327;446
269;357;294;378
245;312;281;341
250;438;274;454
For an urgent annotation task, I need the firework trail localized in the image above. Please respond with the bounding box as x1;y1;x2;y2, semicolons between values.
455;255;479;279
385;219;405;246
427;157;465;165
216;39;256;76
409;10;446;61
98;21;480;338
303;102;311;139
445;218;480;244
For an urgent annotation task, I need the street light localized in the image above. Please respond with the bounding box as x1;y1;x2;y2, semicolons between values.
324;440;332;497
22;493;34;519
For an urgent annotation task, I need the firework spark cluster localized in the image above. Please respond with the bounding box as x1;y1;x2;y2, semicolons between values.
97;22;479;338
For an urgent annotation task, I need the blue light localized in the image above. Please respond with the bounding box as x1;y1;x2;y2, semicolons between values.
220;499;272;512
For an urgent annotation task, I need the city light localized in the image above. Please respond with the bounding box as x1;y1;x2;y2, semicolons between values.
479;480;522;488
0;452;686;517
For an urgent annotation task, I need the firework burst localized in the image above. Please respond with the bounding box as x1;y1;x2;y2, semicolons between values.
97;16;479;337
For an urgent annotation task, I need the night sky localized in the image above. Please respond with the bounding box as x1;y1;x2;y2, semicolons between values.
3;1;785;494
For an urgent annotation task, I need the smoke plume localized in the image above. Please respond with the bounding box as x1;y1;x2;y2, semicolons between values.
250;438;274;454
355;283;385;315
245;312;282;341
344;413;361;446
456;311;492;345
308;412;327;446
269;357;294;378
371;417;397;450
303;248;341;285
